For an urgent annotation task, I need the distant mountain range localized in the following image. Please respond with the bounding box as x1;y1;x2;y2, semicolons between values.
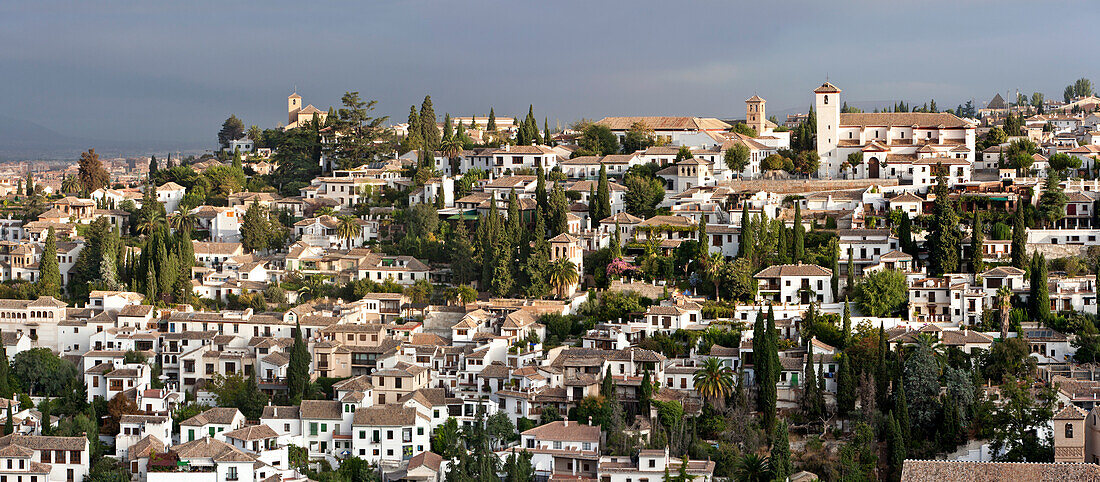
0;116;202;161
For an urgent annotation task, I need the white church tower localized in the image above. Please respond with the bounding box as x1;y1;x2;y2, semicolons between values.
814;82;841;177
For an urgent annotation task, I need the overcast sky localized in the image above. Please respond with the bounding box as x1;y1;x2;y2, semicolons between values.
2;0;1096;148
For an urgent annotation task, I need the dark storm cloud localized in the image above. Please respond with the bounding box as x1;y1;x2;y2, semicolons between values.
0;0;1095;148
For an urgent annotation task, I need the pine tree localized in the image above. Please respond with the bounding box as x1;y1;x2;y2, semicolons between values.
793;203;805;262
419;95;440;152
836;353;855;417
928;172;960;276
770;420;792;480
970;211;985;274
1011;205;1028;269
38;226;61;297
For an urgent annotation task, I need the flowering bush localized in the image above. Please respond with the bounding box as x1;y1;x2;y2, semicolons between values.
606;258;637;278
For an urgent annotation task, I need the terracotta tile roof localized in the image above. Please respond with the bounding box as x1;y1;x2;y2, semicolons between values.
299;400;342;420
260;406;300;420
223;424;279;441
180;407;241;426
900;459;1100;481
754;263;832;278
596;117;730;131
521;420;600;442
408;451;443;472
352;406;422;426
0;434;87;451
840;112;971;129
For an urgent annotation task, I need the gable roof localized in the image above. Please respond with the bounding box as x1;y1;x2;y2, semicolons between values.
754;263;832;278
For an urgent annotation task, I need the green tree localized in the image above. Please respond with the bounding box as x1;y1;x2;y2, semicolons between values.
898;210;915;259
836;353;855;417
502;450;534;482
419;95;440;153
593;165;612;225
579;124;620;156
927;172;960;276
547;259;578;299
0;333;10;398
904;337;941;434
286;322;311;404
240;202;272;253
1037;173;1067;228
733;453;771;482
725;143;751;177
37;226;61;297
886;412;907;480
621;121;655;153
792;204;805;262
218;115;245;148
11;348;78;396
209;371;269;420
989;378;1056;462
692;357;734;408
852;269;908;317
78;148;110;196
1011;206;1028;269
1030;253;1050;321
770;420;791;481
403;105;422;153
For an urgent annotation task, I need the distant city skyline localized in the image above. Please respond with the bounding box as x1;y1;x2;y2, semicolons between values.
1;0;1096;150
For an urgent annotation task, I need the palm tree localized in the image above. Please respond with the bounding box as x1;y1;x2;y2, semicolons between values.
170;206;198;234
705;252;727;301
547;259;578;299
733;454;772;482
915;332;946;366
440;137;465;175
336;215;361;249
139;209;166;236
693;357;735;408
61;175;79;194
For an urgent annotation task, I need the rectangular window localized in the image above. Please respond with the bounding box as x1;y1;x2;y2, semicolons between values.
310;423;319;436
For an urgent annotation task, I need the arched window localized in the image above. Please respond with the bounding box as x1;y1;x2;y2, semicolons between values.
824;95;829;105
1066;423;1075;439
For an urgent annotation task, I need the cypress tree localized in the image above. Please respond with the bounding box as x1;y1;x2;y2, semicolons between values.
610;221;622;259
506;188;521;248
166;153;175;169
895;374;911;449
836;353;855;417
1031;253;1049;321
762;306;780;433
697;217;708;261
406;105;422;152
491;244;514;297
595;165;611;223
842;298;852;347
544;118;552;147
37;226;61;297
99;226;120;290
970;211;985;274
3;408;10;436
802;347;820;419
928;172;960;276
25;172;34;196
155;231;172;296
816;361;827;417
752;309;767;410
887;412;907;480
899;211;914;258
148;154;158;177
536;166;548;212
771;420;792;480
144;262;157;302
442;113;453;143
940;397;959;451
419;95;440;152
287;322;310;404
876;323;889;409
1011;205;1027;269
830;238;839;300
793;203;805;262
846;247;855;292
487;108;497;133
587;185;598;227
549;184;568;236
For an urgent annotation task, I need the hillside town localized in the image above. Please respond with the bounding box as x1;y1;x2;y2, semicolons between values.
2;78;1100;482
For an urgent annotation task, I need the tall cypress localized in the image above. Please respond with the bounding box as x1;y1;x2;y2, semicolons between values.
486;108;497;132
762;306;780;433
536;166;548;212
771;420;792;479
287;322;310;404
442;113;453;143
419;95;440;152
793;203;805;262
830;238;839;300
148;154;158;177
406;106;422;152
1031;253;1050;322
155;230;172;296
595;165;611;223
895;374;911;449
752;309;768;410
836;353;855;417
0;332;10;398
898;211;914;258
549;184;568;236
37;226;61;297
876;323;889;409
928;172;960;276
842;298;852;347
846;247;855;292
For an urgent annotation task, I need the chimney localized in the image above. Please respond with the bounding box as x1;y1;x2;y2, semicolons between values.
563;419;568;427
587;416;593;425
